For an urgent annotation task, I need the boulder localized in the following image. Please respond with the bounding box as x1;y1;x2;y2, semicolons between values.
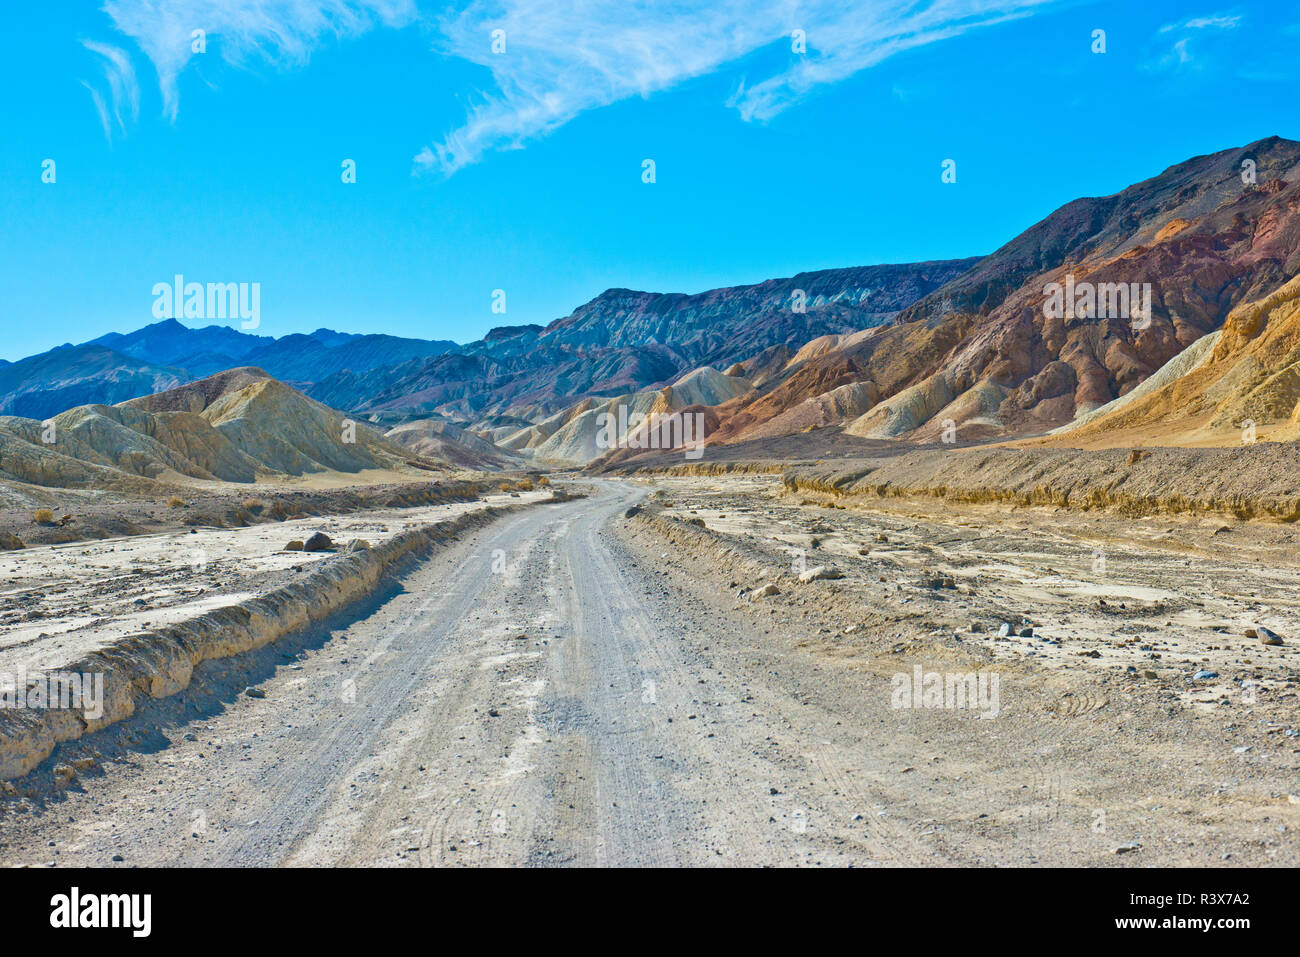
303;532;333;552
1257;626;1285;646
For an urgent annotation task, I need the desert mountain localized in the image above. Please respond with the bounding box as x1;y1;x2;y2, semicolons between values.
0;368;450;492
383;418;525;470
91;319;459;382
1044;270;1300;446
4;261;971;431
20;139;1293;459
236;332;460;384
536;261;977;359
2;320;459;418
0;345;186;420
90;318;272;369
309;342;689;423
499;365;752;466
696;136;1300;448
307;260;977;422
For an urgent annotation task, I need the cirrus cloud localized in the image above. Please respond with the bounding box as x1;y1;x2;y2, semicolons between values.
100;0;416;121
88;0;1055;172
420;0;1056;175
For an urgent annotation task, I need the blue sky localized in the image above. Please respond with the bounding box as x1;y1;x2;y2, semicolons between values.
1;1;1297;361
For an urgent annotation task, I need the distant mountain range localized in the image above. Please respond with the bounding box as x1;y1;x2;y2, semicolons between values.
7;135;1299;465
305;259;978;420
0;260;975;423
0;322;458;420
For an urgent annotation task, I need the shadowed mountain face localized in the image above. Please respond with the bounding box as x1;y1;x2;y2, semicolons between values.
0;346;186;420
539;261;980;359
90;319;272;368
1;321;460;419
89;320;460;381
704;136;1300;447
307;259;980;420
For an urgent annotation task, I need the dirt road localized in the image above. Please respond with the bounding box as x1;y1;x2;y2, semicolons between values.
1;479;1296;867
2;481;805;866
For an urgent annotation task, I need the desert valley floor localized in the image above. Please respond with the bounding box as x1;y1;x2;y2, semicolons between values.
0;475;1296;867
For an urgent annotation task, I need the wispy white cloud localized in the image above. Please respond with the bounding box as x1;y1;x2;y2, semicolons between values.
81;81;114;142
88;1;1054;172
1148;11;1243;72
80;40;140;142
420;0;1055;176
1158;14;1241;33
100;0;416;122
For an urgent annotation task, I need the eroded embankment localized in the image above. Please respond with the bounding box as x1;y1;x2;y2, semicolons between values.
626;504;782;579
0;500;533;781
1;478;519;550
782;444;1300;520
625;462;788;478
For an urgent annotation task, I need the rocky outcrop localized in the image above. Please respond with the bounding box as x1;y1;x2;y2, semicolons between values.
1055;271;1300;444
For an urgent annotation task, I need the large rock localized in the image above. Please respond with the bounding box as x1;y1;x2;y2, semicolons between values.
302;532;333;552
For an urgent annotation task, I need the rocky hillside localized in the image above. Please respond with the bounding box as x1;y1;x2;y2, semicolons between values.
0;368;450;492
701;136;1300;448
539;260;978;361
1046;270;1300;445
307;259;978;421
500;365;752;466
384;418;525;470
